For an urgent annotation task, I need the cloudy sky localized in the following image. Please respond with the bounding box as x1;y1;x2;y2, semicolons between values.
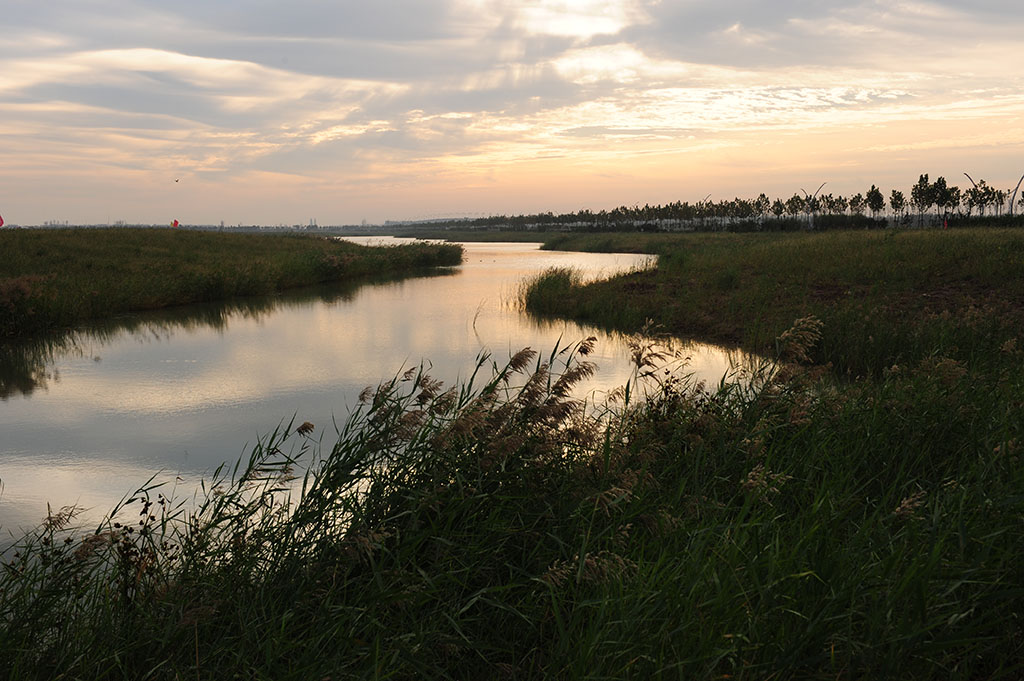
3;0;1023;225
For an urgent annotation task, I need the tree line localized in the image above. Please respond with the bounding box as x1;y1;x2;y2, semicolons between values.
420;173;1024;232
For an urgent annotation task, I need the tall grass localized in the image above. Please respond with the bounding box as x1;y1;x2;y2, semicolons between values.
2;317;1021;678
527;229;1024;373
0;228;462;337
517;267;583;315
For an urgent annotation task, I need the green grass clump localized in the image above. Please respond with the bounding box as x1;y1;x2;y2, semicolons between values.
517;267;584;316
0;228;462;337
2;322;1022;678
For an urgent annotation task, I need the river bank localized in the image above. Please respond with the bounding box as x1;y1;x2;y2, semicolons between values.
524;229;1024;374
0;228;463;337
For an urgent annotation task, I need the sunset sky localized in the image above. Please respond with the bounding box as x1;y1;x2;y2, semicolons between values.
3;0;1023;226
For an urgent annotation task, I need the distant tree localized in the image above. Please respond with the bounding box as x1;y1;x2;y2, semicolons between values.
965;183;982;216
970;179;994;216
911;174;933;224
732;198;754;221
849;193;866;216
946;186;961;217
819;193;838;215
890;190;906;223
785;193;805;217
866;185;885;218
754;193;770;222
834;195;849;215
961;179;1002;217
804;194;820;221
931;176;950;217
981;182;996;216
771;199;786;218
995;188;1007;216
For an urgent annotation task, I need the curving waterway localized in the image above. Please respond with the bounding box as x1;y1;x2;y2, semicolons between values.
0;238;748;534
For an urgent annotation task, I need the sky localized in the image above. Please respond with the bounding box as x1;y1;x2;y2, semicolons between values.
2;0;1024;226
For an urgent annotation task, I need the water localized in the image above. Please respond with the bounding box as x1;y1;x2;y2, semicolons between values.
0;239;747;534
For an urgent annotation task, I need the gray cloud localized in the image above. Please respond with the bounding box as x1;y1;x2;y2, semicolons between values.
628;0;1024;69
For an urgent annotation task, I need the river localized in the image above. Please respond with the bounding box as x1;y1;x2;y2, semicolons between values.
0;238;747;535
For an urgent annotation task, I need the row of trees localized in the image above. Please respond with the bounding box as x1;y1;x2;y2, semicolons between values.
421;173;1024;232
907;174;1022;221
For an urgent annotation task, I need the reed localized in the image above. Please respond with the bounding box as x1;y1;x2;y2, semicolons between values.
2;315;1021;678
527;228;1024;375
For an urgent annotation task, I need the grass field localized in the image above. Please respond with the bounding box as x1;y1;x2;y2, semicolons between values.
1;228;1022;678
0;228;462;337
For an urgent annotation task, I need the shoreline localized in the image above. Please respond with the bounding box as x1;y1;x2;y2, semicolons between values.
0;228;463;338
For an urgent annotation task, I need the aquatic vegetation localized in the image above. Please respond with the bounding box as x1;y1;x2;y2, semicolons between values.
2;315;1021;678
526;228;1024;373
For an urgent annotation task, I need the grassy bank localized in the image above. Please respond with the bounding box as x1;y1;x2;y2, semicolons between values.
0;228;462;337
2;228;1023;678
526;229;1024;375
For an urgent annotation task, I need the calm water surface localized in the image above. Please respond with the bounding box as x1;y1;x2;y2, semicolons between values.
0;239;746;534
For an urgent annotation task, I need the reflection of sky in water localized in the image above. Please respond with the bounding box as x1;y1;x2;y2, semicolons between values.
0;240;746;533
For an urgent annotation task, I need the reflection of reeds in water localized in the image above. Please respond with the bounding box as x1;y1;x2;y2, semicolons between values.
0;268;459;399
0;336;68;400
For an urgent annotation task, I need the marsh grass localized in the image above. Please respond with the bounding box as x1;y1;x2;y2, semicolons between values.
2;314;1022;678
527;229;1024;373
0;228;462;337
517;267;584;316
